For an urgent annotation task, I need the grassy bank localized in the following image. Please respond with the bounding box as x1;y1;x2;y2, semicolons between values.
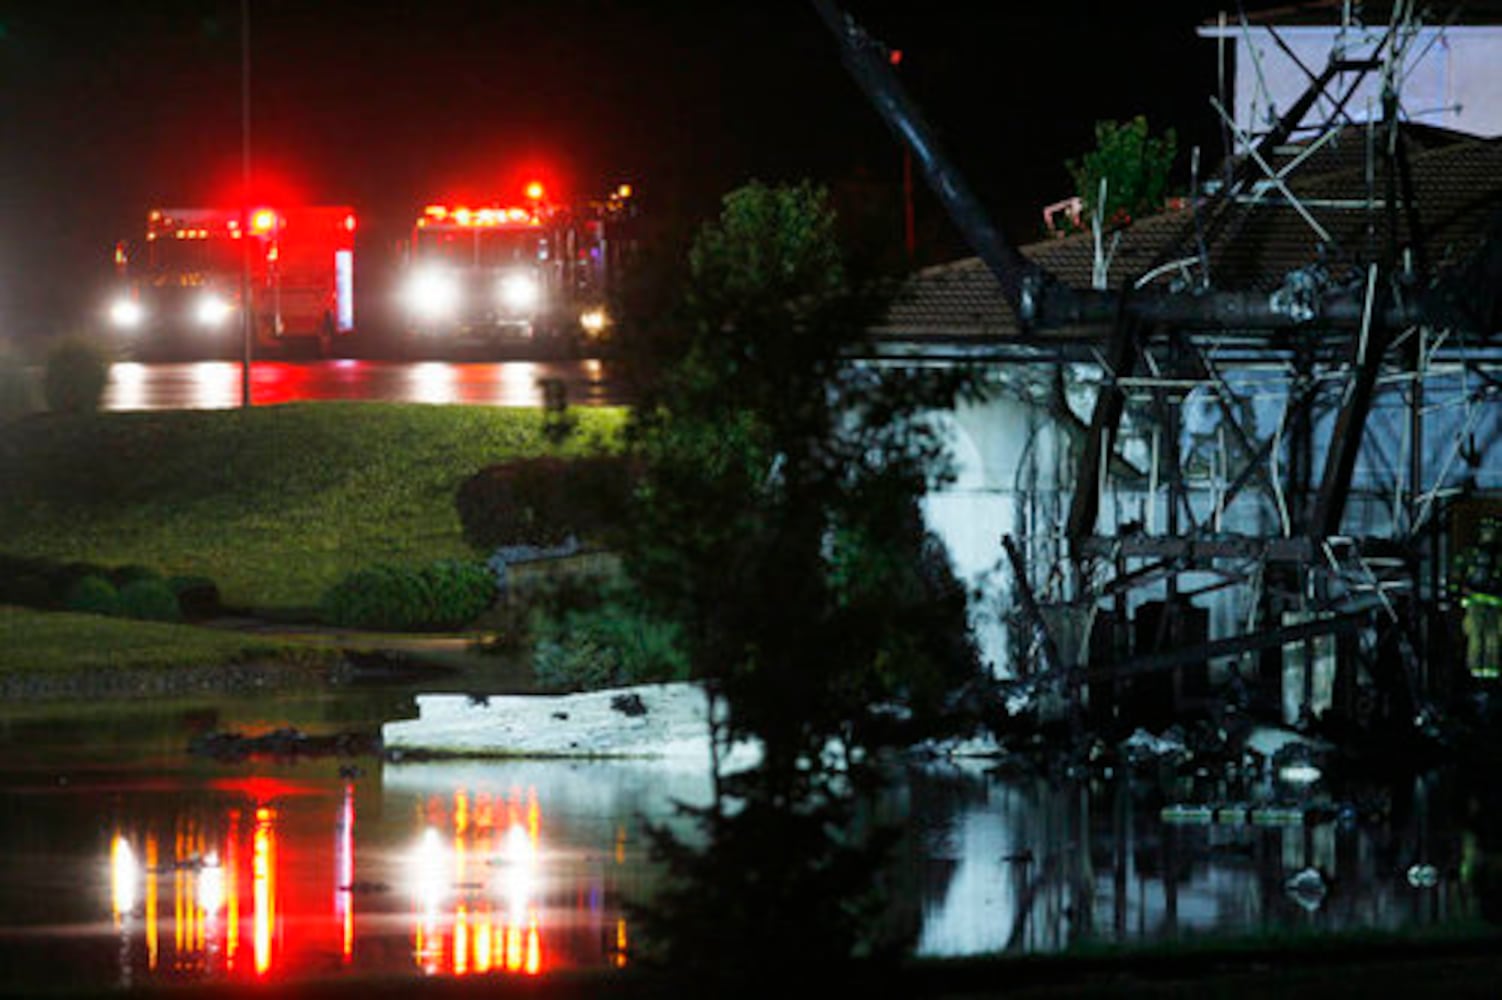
0;402;626;613
0;604;341;699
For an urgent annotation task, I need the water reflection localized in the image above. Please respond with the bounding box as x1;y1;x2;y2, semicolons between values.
0;701;1490;993
78;771;637;990
408;789;546;976
99;360;625;411
903;763;1475;957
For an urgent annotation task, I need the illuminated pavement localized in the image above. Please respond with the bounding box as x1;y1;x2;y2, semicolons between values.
100;359;628;411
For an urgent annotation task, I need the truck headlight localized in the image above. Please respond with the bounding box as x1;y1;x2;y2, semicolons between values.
195;293;233;327
579;308;608;336
406;269;460;320
499;273;539;312
109;298;144;329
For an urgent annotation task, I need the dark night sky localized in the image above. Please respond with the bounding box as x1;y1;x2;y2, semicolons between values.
0;0;1252;336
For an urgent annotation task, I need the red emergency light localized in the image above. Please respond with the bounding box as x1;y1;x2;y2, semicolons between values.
251;209;278;234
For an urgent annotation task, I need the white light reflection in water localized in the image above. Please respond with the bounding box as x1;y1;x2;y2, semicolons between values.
497;824;538;924
191;363;243;410
406;789;547;977
412;826;447;974
198;853;224;919
107;363;149;411
335;785;355;963
501;363;539;405
408;363;457;405
110;835;138;925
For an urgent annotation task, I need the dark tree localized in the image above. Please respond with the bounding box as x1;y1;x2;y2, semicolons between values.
621;181;985;982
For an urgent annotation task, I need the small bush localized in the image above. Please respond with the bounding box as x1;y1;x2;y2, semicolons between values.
532;601;688;691
55;561;115;602
456;456;633;551
167;575;222;620
42;335;112;414
321;560;497;631
118;578;182;622
65;574;121;617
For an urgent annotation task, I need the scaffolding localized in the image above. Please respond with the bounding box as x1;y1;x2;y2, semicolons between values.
818;0;1502;739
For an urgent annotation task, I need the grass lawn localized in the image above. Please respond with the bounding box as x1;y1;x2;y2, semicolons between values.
0;604;330;675
0;401;626;614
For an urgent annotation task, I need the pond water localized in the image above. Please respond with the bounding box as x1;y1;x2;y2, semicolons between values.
0;687;1483;993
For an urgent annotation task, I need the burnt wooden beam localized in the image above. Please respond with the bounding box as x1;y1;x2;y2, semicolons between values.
1066;312;1142;543
1075;535;1314;562
1088;610;1368;681
1002;534;1063;677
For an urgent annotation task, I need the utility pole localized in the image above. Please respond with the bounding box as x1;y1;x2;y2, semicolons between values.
890;48;915;262
239;0;253;408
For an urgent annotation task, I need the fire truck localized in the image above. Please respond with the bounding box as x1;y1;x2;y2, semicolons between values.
108;205;356;357
399;183;634;353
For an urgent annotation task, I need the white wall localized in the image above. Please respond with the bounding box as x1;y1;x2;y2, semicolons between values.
1197;24;1502;139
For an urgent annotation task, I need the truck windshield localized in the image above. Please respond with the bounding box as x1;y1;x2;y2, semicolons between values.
415;229;542;267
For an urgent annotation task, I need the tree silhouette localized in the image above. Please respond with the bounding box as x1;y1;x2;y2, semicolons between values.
622;181;985;982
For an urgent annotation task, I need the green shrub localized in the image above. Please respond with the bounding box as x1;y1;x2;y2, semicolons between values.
456;456;633;551
118;578;182;622
476;559;624;654
55;561;115;602
167;575;222;620
65;574;121;616
0;555;196;614
42;335;112;414
532;601;688;691
321;560;497;631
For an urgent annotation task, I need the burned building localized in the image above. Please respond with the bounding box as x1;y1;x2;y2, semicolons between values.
822;0;1502;740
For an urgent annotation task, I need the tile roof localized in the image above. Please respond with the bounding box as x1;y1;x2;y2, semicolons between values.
874;126;1502;341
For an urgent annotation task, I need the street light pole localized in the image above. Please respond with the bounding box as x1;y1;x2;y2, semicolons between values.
239;0;253;408
889;48;914;263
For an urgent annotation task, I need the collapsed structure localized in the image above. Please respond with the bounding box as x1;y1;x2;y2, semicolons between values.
818;1;1502;741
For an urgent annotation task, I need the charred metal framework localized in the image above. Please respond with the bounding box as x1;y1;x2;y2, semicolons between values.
817;0;1502;736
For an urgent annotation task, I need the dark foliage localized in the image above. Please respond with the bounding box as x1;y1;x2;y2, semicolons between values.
634;781;907;986
64;574;121;617
624;181;985;757
455;455;634;551
0;554;220;621
42;336;111;414
0;554;61;607
618;182;986;974
117;578;182;623
167;575;222;620
320;560;497;631
532;598;689;691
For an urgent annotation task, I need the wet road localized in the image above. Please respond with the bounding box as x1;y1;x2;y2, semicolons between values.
101;358;628;411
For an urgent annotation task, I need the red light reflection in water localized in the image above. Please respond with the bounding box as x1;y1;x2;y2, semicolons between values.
103;360;602;409
102;778;634;987
109;801;299;983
